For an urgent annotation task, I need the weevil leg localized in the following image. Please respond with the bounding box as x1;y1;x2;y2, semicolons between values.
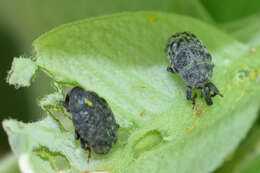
60;92;71;108
186;86;197;109
87;146;92;162
59;100;66;107
207;82;223;97
79;139;92;162
201;87;213;105
192;93;197;109
74;129;80;140
167;66;176;73
60;100;70;112
186;86;192;101
80;138;86;149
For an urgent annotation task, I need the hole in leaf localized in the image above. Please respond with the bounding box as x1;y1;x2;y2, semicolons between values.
34;146;71;171
234;69;250;81
133;130;163;158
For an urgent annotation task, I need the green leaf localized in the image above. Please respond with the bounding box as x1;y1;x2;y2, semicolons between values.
6;57;38;88
4;12;260;173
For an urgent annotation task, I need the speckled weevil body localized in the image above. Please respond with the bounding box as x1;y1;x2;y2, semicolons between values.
61;87;119;159
165;32;223;106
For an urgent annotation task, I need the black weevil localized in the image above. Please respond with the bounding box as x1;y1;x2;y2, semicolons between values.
61;87;119;161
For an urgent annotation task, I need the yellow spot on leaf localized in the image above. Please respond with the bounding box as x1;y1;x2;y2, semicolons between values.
249;69;260;81
176;89;182;96
236;89;246;102
250;47;256;52
246;88;253;92
18;123;24;128
227;84;232;91
249;70;256;80
148;14;157;22
84;98;93;107
186;124;198;132
139;109;145;116
224;153;234;161
149;96;154;101
192;104;206;118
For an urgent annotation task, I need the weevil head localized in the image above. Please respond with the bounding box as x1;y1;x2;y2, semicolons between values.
61;86;87;113
195;81;208;89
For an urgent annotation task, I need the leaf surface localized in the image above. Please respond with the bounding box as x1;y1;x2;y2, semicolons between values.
4;12;260;173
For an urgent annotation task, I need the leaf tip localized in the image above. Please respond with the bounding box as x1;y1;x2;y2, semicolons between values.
6;57;38;89
2;119;23;135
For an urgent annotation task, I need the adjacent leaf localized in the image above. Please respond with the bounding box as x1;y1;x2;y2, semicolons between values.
215;116;260;173
0;0;213;50
172;0;214;23
0;26;33;151
219;13;260;47
4;12;260;173
0;153;20;173
201;0;260;23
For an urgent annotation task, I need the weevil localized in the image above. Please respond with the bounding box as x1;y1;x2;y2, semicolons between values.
165;32;223;106
61;87;119;160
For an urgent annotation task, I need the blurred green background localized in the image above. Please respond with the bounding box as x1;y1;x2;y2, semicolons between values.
0;0;259;172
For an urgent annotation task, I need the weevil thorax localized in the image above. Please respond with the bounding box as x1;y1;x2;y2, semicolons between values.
66;87;88;113
166;32;214;88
